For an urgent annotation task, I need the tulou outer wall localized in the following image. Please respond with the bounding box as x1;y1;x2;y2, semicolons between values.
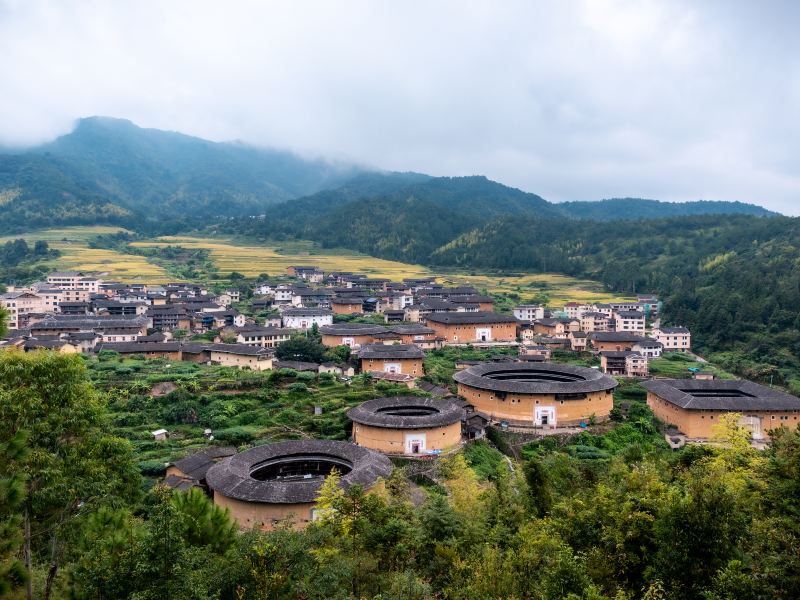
646;392;800;439
213;492;316;531
352;421;462;454
457;383;613;425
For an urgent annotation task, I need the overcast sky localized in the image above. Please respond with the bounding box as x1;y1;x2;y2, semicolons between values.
1;0;798;213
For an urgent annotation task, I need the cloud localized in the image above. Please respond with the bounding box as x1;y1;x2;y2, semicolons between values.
0;0;798;213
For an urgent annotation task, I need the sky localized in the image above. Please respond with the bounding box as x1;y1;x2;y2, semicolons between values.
1;0;799;213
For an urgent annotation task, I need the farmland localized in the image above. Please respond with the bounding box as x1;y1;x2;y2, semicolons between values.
4;226;630;304
0;225;173;282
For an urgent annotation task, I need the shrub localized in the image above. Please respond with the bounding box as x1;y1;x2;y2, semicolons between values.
138;460;167;476
463;440;505;479
214;426;255;445
295;371;316;381
287;382;309;394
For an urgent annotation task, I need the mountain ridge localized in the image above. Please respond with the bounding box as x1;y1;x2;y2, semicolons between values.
0;116;778;235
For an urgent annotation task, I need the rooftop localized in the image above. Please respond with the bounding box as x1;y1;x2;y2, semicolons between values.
205;440;392;504
282;307;333;316
454;362;617;395
171;446;237;480
642;379;800;411
358;343;425;360
320;323;387;336
425;311;518;325
347;396;464;429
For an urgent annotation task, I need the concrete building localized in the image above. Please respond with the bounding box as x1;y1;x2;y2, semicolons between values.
281;308;333;330
651;326;692;351
614;310;646;333
232;326;292;348
600;351;648;377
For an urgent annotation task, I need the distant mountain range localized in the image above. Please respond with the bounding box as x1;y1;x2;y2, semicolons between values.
0;116;776;234
557;197;774;220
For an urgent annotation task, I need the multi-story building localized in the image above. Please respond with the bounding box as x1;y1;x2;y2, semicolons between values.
1;291;45;330
614;310;646;333
651;326;691;351
513;305;545;321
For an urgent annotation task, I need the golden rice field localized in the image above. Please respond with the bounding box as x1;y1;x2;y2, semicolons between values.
1;226;172;283
131;236;434;281
6;227;630;304
440;272;632;304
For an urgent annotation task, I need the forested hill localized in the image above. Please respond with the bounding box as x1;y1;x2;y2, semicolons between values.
431;213;800;391
557;197;776;220
230;174;564;263
0;117;364;232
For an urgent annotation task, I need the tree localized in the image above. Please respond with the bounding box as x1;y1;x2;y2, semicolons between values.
0;431;28;598
0;306;7;339
523;457;553;517
275;336;326;363
418;494;461;543
0;351;141;599
324;344;351;364
172;488;237;554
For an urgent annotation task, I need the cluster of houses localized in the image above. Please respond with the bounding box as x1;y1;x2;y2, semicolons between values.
514;297;690;377
2;268;694;381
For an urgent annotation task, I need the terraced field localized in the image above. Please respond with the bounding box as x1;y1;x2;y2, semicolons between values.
1;226;173;283
131;236;434;280
441;272;631;304
6;227;630;304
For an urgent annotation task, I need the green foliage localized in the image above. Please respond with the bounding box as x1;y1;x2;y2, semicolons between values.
0;117;361;233
0;350;140;596
137;460;167;477
0;431;28;597
0;238;59;285
213;426;255;445
462;440;505;480
275;336;326;363
287;382;309;394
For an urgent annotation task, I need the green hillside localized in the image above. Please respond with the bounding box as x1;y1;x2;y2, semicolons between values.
0;117;363;232
558;197;776;220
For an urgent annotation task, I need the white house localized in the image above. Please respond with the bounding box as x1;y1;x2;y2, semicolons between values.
281;308;333;330
513;305;544;321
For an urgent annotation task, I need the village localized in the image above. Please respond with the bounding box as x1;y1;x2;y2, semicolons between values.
3;263;799;530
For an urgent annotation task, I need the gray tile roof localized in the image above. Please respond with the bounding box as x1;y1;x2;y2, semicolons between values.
347;396;464;429
425;311;518;325
357;343;425;360
642;379;800;411
320;323;387;336
454;362;617;395
172;447;237;480
205;440;392;504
